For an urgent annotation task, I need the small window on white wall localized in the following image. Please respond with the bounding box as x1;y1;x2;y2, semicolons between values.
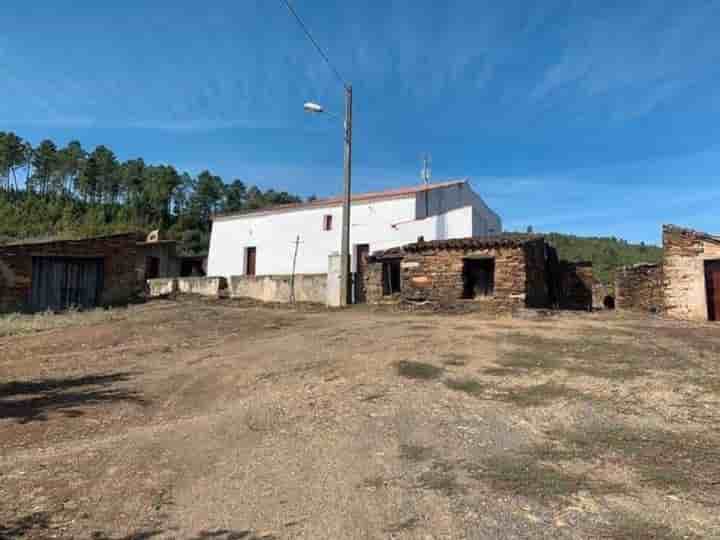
323;215;333;231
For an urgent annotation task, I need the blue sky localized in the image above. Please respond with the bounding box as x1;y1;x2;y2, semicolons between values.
3;1;720;244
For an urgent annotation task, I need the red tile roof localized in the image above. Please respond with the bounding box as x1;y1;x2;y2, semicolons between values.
212;179;467;221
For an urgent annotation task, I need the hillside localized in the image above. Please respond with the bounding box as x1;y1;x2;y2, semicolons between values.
0;131;303;253
544;232;662;287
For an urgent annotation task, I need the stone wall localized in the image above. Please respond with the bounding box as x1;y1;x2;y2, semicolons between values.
405;242;546;310
0;233;140;313
663;224;720;321
147;278;178;297
228;274;327;304
363;239;551;311
364;261;385;304
615;263;664;313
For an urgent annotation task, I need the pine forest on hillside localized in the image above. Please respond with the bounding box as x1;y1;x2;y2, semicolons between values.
0;132;302;254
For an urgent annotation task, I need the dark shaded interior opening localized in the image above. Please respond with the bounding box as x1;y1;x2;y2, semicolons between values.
705;260;720;321
463;258;495;298
382;259;402;295
145;256;160;280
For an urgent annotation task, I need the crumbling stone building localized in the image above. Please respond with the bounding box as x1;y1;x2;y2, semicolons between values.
615;263;664;313
364;235;593;312
663;225;720;321
614;225;720;321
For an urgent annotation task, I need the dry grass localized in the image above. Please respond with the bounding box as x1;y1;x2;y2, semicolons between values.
384;517;419;534
593;513;701;540
440;353;468;366
465;454;622;501
444;377;487;396
495;381;586;407
550;424;720;502
0;307;128;338
243;403;285;433
493;332;661;380
399;444;433;462
445;377;584;407
417;470;464;496
395;360;444;380
3;299;720;538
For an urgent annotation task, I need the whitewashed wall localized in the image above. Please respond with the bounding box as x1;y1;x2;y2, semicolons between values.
207;183;501;278
417;183;501;237
209;202;474;277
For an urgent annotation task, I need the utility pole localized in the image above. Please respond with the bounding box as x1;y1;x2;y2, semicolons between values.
282;0;353;306
422;154;431;217
289;235;301;304
340;85;353;307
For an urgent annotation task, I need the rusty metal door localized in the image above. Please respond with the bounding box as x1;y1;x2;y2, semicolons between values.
30;257;104;312
705;260;720;321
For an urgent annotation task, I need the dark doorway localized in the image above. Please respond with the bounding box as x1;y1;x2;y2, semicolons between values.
463;258;495;298
382;259;402;295
705;260;720;321
145;256;160;280
245;247;256;276
354;244;370;303
180;258;206;277
30;257;104;312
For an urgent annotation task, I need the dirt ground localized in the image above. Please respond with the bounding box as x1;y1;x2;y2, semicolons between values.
1;297;719;540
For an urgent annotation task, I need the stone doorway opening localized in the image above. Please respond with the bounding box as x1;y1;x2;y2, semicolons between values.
462;257;495;299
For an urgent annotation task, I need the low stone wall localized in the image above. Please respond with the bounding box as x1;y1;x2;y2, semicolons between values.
147;278;177;297
177;276;226;297
615;263;664;313
228;274;327;304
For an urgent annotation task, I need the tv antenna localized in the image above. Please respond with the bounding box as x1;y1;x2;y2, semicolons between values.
421;154;432;185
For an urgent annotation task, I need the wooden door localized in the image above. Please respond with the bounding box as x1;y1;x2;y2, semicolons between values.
245;247;256;276
30;257;103;312
355;244;370;304
705;261;720;321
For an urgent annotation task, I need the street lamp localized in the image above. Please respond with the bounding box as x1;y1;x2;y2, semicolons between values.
303;102;324;114
304;85;353;307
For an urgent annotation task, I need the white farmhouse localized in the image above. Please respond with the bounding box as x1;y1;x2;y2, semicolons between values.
207;179;501;279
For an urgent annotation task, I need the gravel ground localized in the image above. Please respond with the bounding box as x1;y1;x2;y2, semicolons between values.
1;297;719;539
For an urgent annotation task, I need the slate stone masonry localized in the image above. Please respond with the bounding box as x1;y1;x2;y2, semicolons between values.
365;236;551;311
615;263;664;313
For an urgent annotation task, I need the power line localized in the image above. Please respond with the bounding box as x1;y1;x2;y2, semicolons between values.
280;0;348;88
